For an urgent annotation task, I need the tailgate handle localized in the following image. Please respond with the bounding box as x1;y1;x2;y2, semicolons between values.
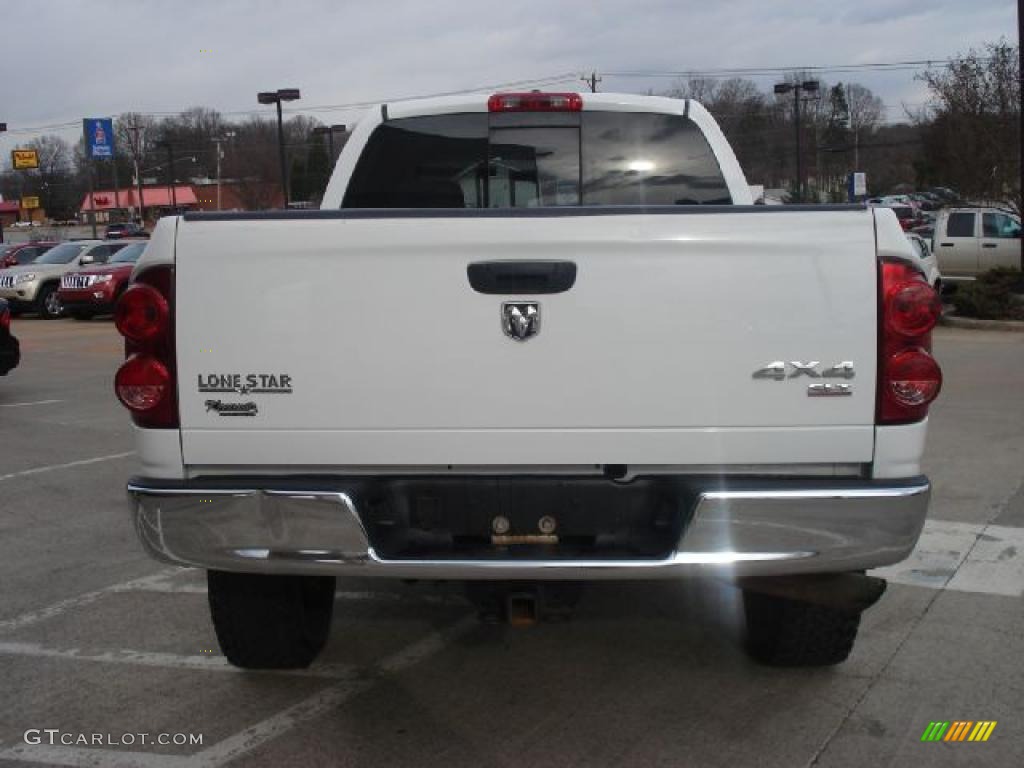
467;260;577;294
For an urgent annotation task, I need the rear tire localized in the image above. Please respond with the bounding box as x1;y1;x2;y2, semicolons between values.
207;571;336;669
743;588;861;667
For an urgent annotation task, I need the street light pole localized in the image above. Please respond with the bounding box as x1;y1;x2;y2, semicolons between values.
313;124;347;166
774;80;820;204
258;89;301;208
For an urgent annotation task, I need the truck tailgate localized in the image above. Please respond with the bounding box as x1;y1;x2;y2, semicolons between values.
175;210;878;468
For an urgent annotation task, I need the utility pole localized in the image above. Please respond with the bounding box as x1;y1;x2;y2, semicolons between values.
213;131;236;211
126;121;147;224
87;162;98;239
1019;0;1023;227
157;140;176;212
581;71;601;93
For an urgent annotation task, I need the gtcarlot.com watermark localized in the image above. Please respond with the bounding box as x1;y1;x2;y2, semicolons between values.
24;729;203;747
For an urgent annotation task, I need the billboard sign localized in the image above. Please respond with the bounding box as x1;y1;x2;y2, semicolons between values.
83;118;115;158
21;196;40;210
12;149;39;170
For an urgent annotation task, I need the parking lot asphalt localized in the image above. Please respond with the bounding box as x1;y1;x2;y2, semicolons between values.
0;319;1022;768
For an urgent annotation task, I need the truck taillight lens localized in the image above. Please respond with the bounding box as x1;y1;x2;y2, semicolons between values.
114;265;177;428
885;280;942;337
488;92;583;112
878;260;942;424
114;284;169;342
115;355;170;411
885;349;942;407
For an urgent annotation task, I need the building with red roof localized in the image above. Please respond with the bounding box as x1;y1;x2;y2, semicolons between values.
78;185;199;224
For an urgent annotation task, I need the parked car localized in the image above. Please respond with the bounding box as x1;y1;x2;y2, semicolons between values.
59;240;148;319
0;298;18;376
910;224;935;240
870;202;919;231
932;207;1021;280
908;193;939;212
0;240;129;318
0;241;59;268
927;187;961;204
105;221;150;239
119;91;942;671
905;233;941;290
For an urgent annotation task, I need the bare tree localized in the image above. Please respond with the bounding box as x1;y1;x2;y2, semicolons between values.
917;41;1020;206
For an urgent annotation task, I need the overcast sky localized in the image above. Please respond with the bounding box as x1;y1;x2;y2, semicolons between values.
0;0;1016;159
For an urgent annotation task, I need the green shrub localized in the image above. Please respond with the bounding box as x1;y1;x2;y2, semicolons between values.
952;268;1024;320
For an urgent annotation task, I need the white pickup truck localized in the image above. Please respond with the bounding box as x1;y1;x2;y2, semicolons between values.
116;92;943;670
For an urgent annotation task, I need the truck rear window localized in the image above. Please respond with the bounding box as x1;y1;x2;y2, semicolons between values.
342;111;731;208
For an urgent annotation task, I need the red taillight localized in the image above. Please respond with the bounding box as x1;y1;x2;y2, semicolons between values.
488;92;583;112
885;349;942;408
878;260;942;424
0;307;9;331
885;280;942;337
115;355;171;412
114;265;177;428
114;283;169;342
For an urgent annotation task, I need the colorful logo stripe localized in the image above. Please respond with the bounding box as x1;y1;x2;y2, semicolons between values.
921;721;997;742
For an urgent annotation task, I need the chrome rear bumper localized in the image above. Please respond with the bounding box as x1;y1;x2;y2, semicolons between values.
127;476;930;580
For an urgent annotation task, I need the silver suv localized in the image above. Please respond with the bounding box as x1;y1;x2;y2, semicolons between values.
0;240;128;318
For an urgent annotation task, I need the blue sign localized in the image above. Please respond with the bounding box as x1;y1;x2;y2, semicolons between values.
83;118;115;158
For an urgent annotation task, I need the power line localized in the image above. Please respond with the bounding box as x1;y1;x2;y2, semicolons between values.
0;73;580;140
604;57;989;80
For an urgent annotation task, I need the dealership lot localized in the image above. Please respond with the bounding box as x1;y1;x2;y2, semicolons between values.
0;319;1022;768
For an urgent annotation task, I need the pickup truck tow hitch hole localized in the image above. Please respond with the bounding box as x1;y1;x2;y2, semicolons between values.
464;582;584;625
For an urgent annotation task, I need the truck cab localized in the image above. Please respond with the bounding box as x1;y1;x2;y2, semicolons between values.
933;207;1021;279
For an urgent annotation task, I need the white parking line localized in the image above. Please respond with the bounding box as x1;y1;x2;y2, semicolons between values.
0;746;188;768
190;616;476;768
871;519;1024;596
0;641;357;679
0;451;136;483
0;399;64;408
0;568;180;635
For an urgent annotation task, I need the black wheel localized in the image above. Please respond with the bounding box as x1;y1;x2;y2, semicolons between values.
743;588;861;667
36;284;63;319
207;571;336;669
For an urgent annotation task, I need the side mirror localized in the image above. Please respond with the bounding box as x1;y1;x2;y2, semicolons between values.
79;254;95;265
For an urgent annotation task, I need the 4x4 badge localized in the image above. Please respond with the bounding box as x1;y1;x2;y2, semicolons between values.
502;302;540;342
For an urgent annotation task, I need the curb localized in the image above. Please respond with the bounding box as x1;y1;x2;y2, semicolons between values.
940;315;1024;332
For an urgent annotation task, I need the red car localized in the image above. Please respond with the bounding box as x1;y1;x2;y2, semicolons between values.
0;241;59;268
58;240;149;319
